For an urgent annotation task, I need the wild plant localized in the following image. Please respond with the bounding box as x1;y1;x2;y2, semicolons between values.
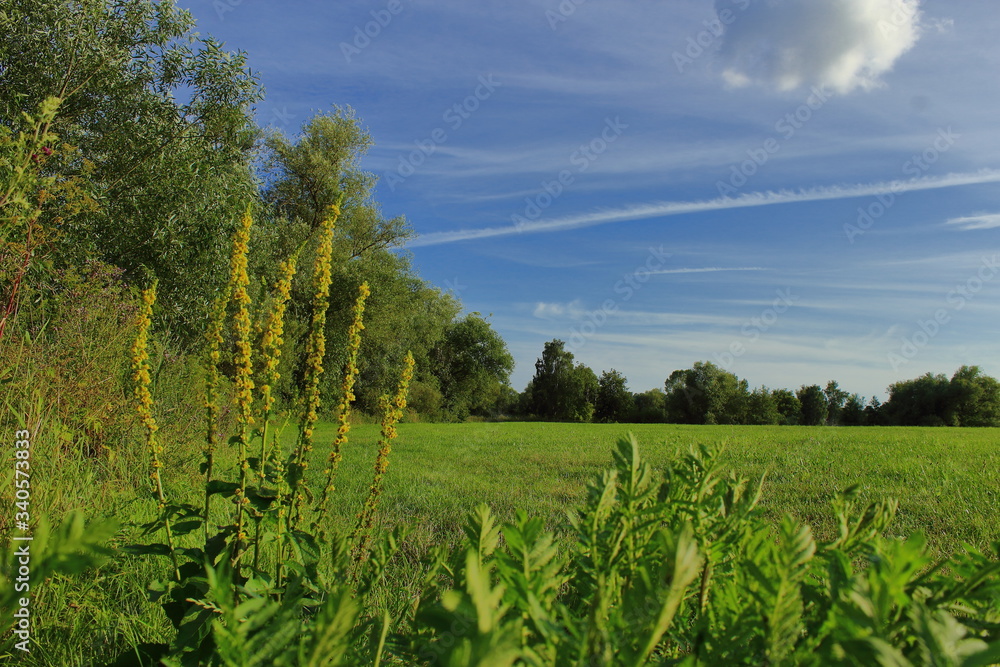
121;202;417;665
405;435;1000;666
0;97;60;346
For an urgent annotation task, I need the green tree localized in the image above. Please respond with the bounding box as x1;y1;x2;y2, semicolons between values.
841;394;866;426
261;110;411;257
771;388;801;425
526;339;597;422
430;314;515;420
745;386;781;425
824;380;849;425
1;0;263;341
797;385;827;426
864;396;886;426
631;388;667;423
664;361;748;425
594;369;634;423
949;365;1000;427
885;373;954;426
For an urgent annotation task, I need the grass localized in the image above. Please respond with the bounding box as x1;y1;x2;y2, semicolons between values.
9;419;1000;664
300;421;1000;561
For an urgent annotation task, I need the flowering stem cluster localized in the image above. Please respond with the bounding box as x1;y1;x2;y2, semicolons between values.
350;351;414;566
289;199;340;530
231;208;255;567
130;282;180;581
258;252;299;481
314;281;370;530
201;289;230;544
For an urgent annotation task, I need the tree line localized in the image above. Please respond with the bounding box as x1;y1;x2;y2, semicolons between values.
508;340;1000;427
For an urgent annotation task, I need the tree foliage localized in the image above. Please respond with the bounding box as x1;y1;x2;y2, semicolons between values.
594;369;633;423
1;0;262;341
664;361;748;425
886;366;1000;427
525;339;598;422
430;314;515;419
797;385;828;426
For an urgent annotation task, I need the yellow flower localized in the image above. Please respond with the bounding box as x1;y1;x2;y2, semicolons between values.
315;281;370;522
232;208;255;433
131;282;160;453
350;351;414;562
290;199;341;528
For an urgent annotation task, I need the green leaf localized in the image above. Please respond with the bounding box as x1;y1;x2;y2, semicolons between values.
206;480;240;497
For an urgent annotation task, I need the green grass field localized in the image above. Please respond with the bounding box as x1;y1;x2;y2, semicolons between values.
12;420;1000;665
300;422;1000;560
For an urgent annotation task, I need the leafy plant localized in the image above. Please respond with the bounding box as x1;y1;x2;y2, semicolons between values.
119;203;416;665
401;434;1000;666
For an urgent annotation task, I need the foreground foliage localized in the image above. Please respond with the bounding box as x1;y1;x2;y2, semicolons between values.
406;435;1000;665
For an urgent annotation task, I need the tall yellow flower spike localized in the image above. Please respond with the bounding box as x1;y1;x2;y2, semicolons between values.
130;281;180;581
315;281;370;524
257;252;298;482
350;350;414;564
231;207;255;559
290;198;340;528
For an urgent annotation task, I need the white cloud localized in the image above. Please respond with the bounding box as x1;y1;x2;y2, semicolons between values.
410;169;1000;247
714;0;924;94
650;267;768;275
945;213;1000;231
532;300;584;320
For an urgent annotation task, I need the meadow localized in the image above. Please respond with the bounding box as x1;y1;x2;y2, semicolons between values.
8;419;1000;665
302;421;1000;561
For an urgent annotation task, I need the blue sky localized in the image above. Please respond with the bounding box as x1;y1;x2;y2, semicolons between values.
186;0;999;399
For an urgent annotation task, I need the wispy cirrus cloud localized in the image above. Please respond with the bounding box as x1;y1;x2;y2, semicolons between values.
650;266;768;275
945;213;1000;230
410;169;1000;247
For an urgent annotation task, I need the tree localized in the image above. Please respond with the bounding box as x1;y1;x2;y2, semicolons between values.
1;0;263;341
594;369;634;423
631;389;667;423
885;373;954;426
771;389;801;425
745;387;781;425
841;394;866;426
527;340;598;422
949;365;1000;427
262;111;412;258
797;385;827;426
824;381;849;425
864;396;886;426
664;361;748;425
430;314;515;419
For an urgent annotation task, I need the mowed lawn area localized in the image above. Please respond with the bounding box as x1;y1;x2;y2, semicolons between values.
292;422;1000;560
